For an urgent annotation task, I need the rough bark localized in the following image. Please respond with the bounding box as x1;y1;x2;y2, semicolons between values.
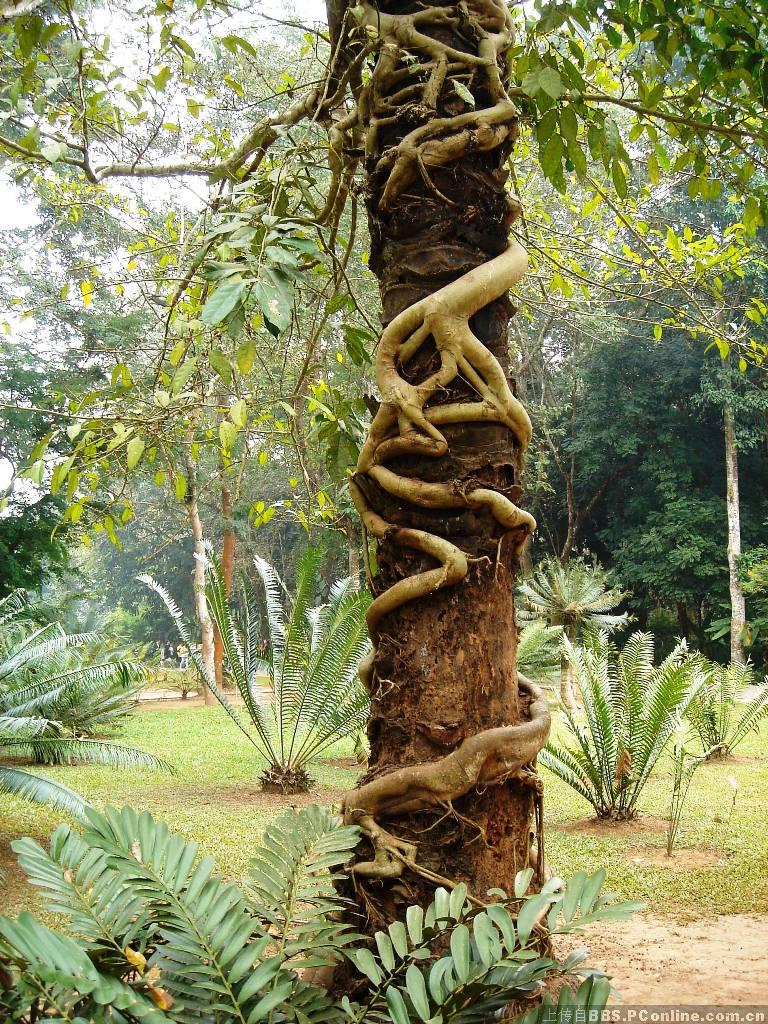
186;459;217;706
341;514;361;586
723;360;746;666
332;0;550;919
214;479;235;688
558;623;578;712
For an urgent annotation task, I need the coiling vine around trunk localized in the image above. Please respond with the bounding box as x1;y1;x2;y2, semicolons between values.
330;0;550;883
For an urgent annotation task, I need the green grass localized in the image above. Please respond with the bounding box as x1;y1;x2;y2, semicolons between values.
1;705;766;922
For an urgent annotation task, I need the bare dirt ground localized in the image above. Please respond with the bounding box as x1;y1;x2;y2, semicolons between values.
623;847;725;870
555;815;669;836
557;913;768;1003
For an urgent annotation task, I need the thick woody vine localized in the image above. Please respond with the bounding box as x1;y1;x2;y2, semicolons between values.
328;1;551;887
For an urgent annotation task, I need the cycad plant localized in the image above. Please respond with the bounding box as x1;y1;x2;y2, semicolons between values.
142;546;371;793
0;593;169;818
518;557;628;710
540;631;706;820
686;659;768;758
516;621;563;683
0;803;640;1023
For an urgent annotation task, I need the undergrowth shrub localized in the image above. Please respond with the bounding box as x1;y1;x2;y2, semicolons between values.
0;804;640;1023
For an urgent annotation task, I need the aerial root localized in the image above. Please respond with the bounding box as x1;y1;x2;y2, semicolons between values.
342;680;550;879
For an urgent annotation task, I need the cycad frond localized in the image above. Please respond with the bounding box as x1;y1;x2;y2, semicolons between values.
517;557;628;634
201;551;278;759
247;804;361;966
140;571;257;747
0;766;91;818
1;737;171;772
145;551;371;792
13;824;154;957
687;660;768;755
546;630;702;819
1;602;171;817
516;621;562;679
729;682;768;750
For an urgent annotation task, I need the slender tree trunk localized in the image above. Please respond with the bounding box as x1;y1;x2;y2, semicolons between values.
186;461;216;705
214;479;235;687
337;2;550;916
560;472;576;563
559;624;579;712
340;514;361;587
723;359;746;666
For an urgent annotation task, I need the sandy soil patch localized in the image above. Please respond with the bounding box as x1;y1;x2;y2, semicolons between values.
554;816;668;837
557;913;768;1003
624;847;728;871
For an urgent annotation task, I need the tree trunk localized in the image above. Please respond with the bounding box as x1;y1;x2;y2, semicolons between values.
341;514;361;587
559;625;579;712
337;2;550;917
723;359;746;666
187;462;216;706
214;479;235;688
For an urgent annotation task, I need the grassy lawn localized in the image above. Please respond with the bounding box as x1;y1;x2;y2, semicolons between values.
1;704;766;922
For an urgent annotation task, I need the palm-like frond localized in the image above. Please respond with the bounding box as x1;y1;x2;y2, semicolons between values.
139;570;259;749
247;804;361;966
8;805;348;1023
1;737;171;772
1;804;639;1024
0;766;91;818
13;823;154;958
517;557;628;633
687;660;768;755
0;595;171;817
541;630;703;819
145;548;371;791
516;621;562;680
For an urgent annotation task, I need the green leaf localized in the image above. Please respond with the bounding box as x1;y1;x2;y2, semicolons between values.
209;349;233;385
386;986;411;1024
559;105;578;143
406;905;423;945
171;358;197;395
219;420;237;453
523;65;564;100
611;159;628;199
201;279;246;326
449;923;470;982
540;134;564;180
254;267;293;332
648;151;660;185
41;142;66;164
354;948;383;985
453;80;475;107
405;965;431;1021
174;473;187;501
126;437;145;470
236;338;257;374
375;931;396;972
516;893;551;946
220;33;259;60
230;399;247;427
153;65;172;90
539;66;565;99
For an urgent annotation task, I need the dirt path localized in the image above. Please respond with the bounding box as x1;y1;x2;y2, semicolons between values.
557;913;768;1003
